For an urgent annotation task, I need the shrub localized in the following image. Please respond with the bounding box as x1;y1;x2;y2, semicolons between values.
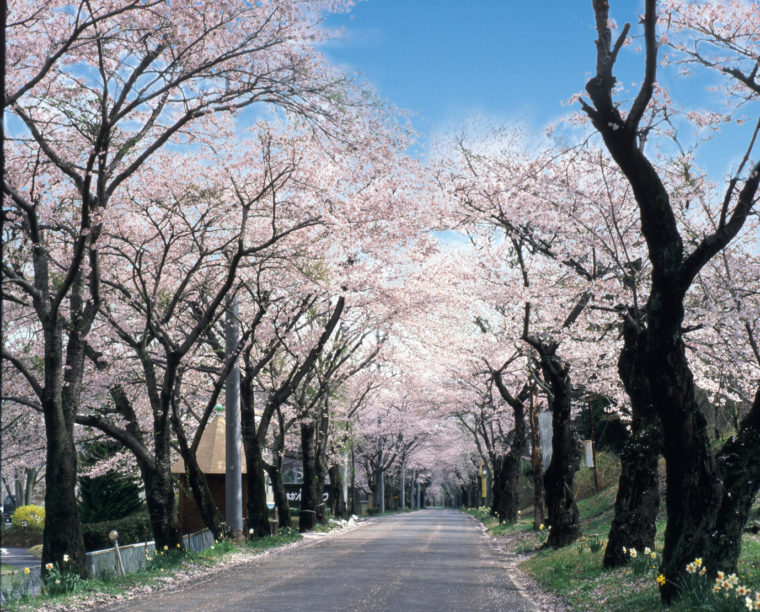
78;472;143;524
81;511;153;551
366;507;381;516
78;440;143;523
573;451;621;500
11;504;45;529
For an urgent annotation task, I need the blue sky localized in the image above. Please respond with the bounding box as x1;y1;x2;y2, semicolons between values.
322;1;748;178
323;2;615;141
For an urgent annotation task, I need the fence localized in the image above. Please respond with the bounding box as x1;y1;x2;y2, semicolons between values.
1;528;214;603
87;528;214;577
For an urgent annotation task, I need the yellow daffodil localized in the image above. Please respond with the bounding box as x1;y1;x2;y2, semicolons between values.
694;557;703;567
650;552;657;560
163;545;168;551
23;567;30;574
176;543;181;549
539;523;544;531
656;574;666;586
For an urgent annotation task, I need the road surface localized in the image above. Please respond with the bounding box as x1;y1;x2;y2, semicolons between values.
103;508;535;611
0;547;40;568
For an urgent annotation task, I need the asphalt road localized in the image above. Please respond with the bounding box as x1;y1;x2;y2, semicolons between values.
103;508;535;612
0;547;40;568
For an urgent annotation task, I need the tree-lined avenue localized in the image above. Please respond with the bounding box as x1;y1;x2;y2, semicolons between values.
102;510;534;612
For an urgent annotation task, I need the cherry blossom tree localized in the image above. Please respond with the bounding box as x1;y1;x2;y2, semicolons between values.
2;0;364;573
580;0;760;598
436;126;649;547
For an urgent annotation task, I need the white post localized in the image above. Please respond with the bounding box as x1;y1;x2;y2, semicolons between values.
400;459;406;510
342;450;349;510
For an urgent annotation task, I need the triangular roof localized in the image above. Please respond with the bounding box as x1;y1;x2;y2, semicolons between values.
171;415;247;474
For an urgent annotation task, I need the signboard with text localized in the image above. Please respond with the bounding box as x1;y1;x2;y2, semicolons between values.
283;484;331;509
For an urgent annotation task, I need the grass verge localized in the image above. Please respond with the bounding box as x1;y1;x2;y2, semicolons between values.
465;488;760;611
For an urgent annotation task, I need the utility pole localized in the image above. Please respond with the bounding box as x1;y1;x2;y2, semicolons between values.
377;416;385;513
343;450;349;514
400;458;406;510
225;293;243;536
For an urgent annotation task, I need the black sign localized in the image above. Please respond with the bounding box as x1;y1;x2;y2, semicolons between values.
283;484;331;509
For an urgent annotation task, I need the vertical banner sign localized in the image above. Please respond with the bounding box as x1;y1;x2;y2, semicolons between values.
538;410;553;472
584;440;595;468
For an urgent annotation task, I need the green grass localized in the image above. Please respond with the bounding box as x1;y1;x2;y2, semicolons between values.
512;490;760;611
26;545;42;558
245;526;301;550
463;479;760;611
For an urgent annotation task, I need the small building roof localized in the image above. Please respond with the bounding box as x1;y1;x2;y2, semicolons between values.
171;415;247;474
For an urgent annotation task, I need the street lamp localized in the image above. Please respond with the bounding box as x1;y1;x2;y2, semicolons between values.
109;529;125;576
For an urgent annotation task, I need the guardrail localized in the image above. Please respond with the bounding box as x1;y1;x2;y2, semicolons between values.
1;528;214;603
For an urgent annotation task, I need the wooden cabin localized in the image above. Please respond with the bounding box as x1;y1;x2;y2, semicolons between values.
171;416;248;533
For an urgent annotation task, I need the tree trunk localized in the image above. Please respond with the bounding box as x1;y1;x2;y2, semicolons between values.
490;456;502;518
41;404;87;577
604;317;662;567
328;464;347;518
704;387;760;572
530;340;581;548
315;467;327;523
39;318;87;577
264;463;291;529
493;453;521;523
654;338;723;601
529;395;546;530
490;373;528;524
242;430;270;538
299;422;318;532
138;458;181;551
